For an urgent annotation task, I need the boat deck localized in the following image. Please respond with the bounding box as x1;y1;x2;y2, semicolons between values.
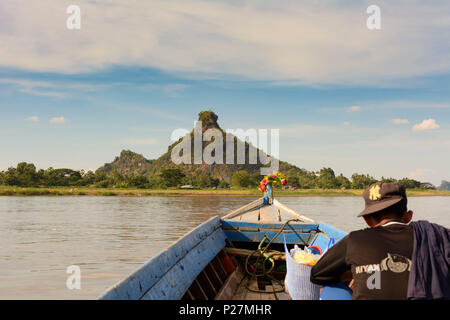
232;278;290;300
98;197;347;300
222;198;315;223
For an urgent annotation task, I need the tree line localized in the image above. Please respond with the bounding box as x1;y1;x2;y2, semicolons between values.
0;162;228;189
229;167;434;190
0;162;435;190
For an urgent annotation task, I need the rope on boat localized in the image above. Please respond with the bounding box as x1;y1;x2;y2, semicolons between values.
244;219;301;296
243;221;332;297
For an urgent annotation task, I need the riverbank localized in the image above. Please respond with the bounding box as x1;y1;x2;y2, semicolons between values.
0;186;449;197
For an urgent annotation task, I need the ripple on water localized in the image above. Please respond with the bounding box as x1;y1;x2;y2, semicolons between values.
0;195;448;299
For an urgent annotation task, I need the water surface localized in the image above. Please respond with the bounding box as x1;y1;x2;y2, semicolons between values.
0;195;448;299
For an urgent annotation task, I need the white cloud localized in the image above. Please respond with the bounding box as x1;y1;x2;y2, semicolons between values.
50;117;66;124
412;119;440;132
0;78;113;98
348;106;361;112
140;83;189;97
1;1;450;85
0;78;67;98
391;118;409;125
120;138;159;145
279;123;361;138
26;116;40;122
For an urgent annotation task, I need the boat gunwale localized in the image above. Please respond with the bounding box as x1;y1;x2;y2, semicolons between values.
98;215;224;300
97;197;347;300
221;197;316;224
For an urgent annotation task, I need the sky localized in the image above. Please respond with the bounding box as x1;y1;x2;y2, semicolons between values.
0;0;449;185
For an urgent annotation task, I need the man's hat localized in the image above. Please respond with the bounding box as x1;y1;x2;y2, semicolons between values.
358;182;407;217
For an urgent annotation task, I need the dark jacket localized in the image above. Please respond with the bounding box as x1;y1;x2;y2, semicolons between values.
407;220;450;300
310;223;413;299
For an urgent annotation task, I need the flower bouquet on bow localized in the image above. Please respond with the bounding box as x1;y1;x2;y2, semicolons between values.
259;172;287;203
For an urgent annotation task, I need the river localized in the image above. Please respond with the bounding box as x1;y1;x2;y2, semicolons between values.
0;195;448;299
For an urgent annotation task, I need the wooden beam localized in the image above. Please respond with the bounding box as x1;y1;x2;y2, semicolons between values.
185;288;195;300
214;265;245;300
205;263;224;288
140;228;227;300
99;216;223;300
224;230;311;244
193;279;209;300
224;247;286;261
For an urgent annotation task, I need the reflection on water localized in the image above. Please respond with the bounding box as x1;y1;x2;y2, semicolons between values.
0;195;448;299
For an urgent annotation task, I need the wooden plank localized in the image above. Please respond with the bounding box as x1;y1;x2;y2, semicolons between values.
189;278;208;300
245;279;261;300
259;206;280;222
221;220;319;231
193;279;209;300
232;277;249;300
272;280;290;300
212;256;228;281
185;288;195;300
222;198;316;223
276;292;291;300
224;230;312;244
224;247;286;261
141;228;227;300
238;208;261;222
263;286;277;300
273;199;315;223
98;216;222;300
268;280;283;299
205;263;223;289
222;198;265;220
271;281;283;292
215;265;245;300
199;270;218;297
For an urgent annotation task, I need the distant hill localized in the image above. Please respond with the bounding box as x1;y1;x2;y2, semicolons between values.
97;110;300;182
439;180;450;191
97;150;154;176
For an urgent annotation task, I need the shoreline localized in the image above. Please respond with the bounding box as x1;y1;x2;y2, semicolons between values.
0;186;449;197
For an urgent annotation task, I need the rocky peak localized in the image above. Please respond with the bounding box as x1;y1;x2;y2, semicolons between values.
198;110;221;131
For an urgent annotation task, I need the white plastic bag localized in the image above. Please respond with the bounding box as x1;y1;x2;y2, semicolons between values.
284;241;321;300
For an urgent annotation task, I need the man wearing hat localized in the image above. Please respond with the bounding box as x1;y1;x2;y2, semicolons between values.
310;182;450;300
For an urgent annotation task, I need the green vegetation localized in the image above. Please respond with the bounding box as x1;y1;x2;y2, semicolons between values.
0;162;439;193
0;185;448;197
231;170;260;188
0;111;442;195
159;169;185;187
282;167;435;190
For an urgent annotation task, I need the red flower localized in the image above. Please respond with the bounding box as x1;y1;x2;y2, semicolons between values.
281;179;287;186
270;174;276;179
259;184;266;192
261;179;268;185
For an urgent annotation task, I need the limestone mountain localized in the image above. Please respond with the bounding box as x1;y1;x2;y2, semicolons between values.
97;150;154;176
97;111;300;182
439;180;450;191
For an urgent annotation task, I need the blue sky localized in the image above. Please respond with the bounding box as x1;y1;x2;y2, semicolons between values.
1;1;449;185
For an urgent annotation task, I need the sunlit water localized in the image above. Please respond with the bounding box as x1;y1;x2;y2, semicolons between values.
0;195;448;299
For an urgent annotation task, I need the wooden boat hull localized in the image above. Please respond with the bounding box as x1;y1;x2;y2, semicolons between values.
98;198;347;300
